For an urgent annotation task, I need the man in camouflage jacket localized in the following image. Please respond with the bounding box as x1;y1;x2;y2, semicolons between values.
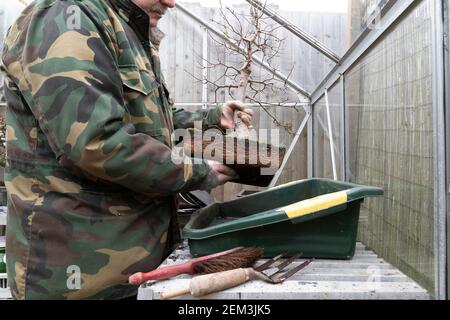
0;0;252;299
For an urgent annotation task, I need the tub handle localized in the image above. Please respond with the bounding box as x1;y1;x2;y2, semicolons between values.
279;190;350;220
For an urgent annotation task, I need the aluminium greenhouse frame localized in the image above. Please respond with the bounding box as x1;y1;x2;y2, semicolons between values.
175;0;448;299
256;0;448;300
308;0;447;300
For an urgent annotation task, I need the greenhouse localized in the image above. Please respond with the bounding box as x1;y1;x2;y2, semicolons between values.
0;0;448;302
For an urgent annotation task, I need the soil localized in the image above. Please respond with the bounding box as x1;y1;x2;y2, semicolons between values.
184;132;286;187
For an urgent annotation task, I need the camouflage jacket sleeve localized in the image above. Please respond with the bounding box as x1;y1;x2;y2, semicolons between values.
2;1;209;195
172;106;223;130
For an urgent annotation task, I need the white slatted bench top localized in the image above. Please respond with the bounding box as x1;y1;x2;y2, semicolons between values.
1;207;10;300
0;240;10;299
137;242;430;300
0;274;11;300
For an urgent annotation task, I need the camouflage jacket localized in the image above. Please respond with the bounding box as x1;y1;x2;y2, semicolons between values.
0;0;222;300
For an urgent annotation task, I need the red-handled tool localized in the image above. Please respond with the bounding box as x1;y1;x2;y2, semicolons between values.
128;247;263;286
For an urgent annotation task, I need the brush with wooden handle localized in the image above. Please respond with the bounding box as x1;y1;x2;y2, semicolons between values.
160;268;260;300
128;247;263;286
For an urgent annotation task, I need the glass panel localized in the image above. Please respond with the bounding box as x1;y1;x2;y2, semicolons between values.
313;82;342;180
158;1;347;197
159;1;347;101
345;0;434;294
346;0;390;49
271;108;309;186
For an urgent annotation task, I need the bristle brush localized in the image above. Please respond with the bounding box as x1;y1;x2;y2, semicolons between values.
128;247;263;286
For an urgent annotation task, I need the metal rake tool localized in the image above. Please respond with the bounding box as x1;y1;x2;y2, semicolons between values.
160;252;314;299
252;252;314;283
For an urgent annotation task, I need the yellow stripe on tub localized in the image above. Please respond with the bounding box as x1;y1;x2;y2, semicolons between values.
281;189;350;219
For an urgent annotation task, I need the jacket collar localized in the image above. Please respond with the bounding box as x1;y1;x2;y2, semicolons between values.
108;0;150;42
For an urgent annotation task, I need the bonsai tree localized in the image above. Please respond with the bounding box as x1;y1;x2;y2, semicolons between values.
192;0;298;135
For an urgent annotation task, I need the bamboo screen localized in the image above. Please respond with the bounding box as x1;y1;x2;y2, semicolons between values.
345;0;434;294
313;82;343;180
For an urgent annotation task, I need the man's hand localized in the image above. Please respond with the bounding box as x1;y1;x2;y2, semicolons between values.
220;101;255;130
199;160;239;192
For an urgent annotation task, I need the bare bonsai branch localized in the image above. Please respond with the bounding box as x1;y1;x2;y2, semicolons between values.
191;1;298;133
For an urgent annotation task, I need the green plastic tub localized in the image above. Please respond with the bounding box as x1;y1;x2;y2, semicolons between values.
183;179;383;259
